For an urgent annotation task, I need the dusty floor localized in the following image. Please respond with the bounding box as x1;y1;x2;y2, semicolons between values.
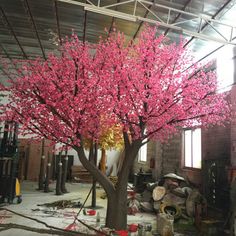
0;181;160;235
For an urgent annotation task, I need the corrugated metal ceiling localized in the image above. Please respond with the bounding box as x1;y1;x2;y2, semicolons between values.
0;0;235;78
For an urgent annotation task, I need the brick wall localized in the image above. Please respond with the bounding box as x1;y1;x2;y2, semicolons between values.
133;135;182;181
158;125;230;188
202;125;230;161
133;124;231;188
160;134;182;176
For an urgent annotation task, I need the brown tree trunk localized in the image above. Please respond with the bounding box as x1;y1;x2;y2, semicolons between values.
105;141;141;229
38;139;45;190
74;138;142;230
100;148;106;174
91;143;98;208
85;142;98;208
105;178;128;229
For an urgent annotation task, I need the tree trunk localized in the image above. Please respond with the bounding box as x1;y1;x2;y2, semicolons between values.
74;139;142;230
100;148;106;174
61;148;68;193
105;179;128;229
38;139;45;190
91;143;98;208
105;141;141;229
44;152;51;193
56;152;62;195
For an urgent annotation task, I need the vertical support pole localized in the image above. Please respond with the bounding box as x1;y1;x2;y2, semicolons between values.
133;0;137;16
61;146;68;193
38;138;45;190
51;149;56;180
56;151;62;195
44;151;51;193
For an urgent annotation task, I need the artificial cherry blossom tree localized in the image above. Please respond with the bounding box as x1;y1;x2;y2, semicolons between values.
0;25;230;230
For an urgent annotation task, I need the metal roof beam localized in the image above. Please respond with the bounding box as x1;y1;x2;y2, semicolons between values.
108;0;121;36
164;0;192;36
0;7;28;59
54;0;62;45
0;43;20;73
103;0;135;9
137;0;236;44
0;43;10;59
58;0;236;45
0;53;14;80
140;0;234;27
83;5;88;43
24;0;46;60
133;0;154;40
184;0;234;47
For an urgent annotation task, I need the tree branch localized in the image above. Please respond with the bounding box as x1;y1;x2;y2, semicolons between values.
0;208;84;235
12;108;72;147
123;131;131;147
74;145;115;195
73;58;79;96
32;90;73;129
0;223;89;236
140;138;150;147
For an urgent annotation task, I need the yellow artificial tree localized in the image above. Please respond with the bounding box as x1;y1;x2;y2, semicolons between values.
84;123;124;175
98;124;124;174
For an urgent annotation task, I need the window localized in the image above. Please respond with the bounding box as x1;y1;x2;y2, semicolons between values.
184;128;202;169
216;45;234;92
138;142;147;162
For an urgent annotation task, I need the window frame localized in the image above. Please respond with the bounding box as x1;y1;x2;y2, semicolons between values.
138;142;147;163
183;128;202;170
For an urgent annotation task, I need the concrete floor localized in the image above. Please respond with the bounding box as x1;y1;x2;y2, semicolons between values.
0;181;158;235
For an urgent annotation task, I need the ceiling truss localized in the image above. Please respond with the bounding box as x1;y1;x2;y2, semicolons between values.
164;0;192;36
54;0;62;45
23;0;47;60
0;0;235;67
58;0;236;45
184;0;234;47
0;7;28;58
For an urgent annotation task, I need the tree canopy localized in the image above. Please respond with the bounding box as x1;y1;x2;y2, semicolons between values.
0;26;230;147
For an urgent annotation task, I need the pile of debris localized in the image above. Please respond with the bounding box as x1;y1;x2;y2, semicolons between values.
128;173;206;221
37;199;82;209
153;173;206;220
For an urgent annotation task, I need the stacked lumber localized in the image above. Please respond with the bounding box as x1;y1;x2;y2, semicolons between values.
71;165;92;183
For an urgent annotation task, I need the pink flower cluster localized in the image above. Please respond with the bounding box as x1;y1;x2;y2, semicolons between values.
0;25;231;146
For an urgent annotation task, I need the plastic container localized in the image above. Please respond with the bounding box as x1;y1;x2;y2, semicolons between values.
87;209;96;215
114;230;129;236
129;224;138;232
